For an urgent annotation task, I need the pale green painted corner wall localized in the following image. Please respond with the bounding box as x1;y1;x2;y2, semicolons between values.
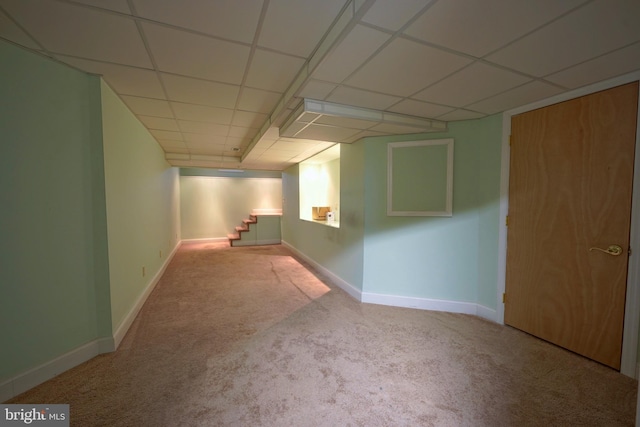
363;115;503;309
282;142;366;291
100;81;180;332
0;41;111;381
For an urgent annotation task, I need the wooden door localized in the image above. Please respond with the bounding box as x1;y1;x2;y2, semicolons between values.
505;82;638;370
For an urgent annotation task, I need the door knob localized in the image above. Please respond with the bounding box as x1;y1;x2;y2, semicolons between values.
589;245;623;256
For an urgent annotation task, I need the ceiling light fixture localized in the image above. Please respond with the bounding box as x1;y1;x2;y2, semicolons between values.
279;99;447;143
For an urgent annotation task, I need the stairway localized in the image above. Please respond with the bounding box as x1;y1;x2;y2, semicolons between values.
227;214;257;247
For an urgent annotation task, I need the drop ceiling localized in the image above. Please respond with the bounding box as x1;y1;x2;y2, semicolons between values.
1;0;639;171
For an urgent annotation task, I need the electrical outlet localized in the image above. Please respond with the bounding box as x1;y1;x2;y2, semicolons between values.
142;266;146;277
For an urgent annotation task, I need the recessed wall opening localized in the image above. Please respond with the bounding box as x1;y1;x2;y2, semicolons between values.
299;144;340;228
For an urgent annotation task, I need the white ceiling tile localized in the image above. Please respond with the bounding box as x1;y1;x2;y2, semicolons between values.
295;123;361;141
161;74;239;108
150;129;183;141
245;49;306;92
0;10;40;49
346;38;472;96
157;139;188;150
279;121;307;137
237;87;281;113
254;140;277;149
185;146;226;155
228;127;254;139
121;96;173;117
72;0;132;14
298;80;338;100
404;0;587;58
2;0;151;67
369;122;427;134
342;129;388;143
258;0;348;57
486;0;640;77
262;127;281;140
413;62;531;107
259;152;296;161
436;109;486;121
223;150;243;157
362;0;433;31
178;120;229;136
158;140;189;154
184;133;226;145
171;102;233;125
326;86;402;110
312;24;390;83
244;147;266;157
142;23;249;85
313;115;376;130
225;136;252;147
297;112;321;123
270;140;319;152
138;115;180;131
545;42;640;89
56;56;165;98
232;111;268;128
387;99;455;118
132;0;262;43
466;81;564;114
306;141;335;150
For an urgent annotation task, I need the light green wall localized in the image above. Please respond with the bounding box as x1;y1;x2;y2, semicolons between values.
100;81;180;332
282;141;365;290
180;175;282;239
363;115;502;308
390;142;449;212
0;41;111;381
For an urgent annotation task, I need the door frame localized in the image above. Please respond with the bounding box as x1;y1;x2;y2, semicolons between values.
497;71;640;378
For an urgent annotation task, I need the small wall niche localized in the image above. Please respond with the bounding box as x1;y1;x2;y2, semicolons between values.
299;144;340;228
387;138;454;217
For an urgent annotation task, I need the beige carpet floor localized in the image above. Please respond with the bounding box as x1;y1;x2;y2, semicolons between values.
7;242;638;426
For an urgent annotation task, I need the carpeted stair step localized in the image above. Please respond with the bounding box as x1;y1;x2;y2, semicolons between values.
228;214;258;247
243;217;257;225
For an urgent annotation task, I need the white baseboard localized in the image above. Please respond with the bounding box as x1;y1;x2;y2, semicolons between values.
281;240;363;301
281;241;499;322
233;239;281;247
181;237;229;244
475;304;498;322
0;242;183;403
256;239;281;245
112;241;181;349
362;292;498;321
0;338;112;402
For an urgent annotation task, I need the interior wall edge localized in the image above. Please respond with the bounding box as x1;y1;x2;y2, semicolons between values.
281;240;362;301
112;240;183;350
